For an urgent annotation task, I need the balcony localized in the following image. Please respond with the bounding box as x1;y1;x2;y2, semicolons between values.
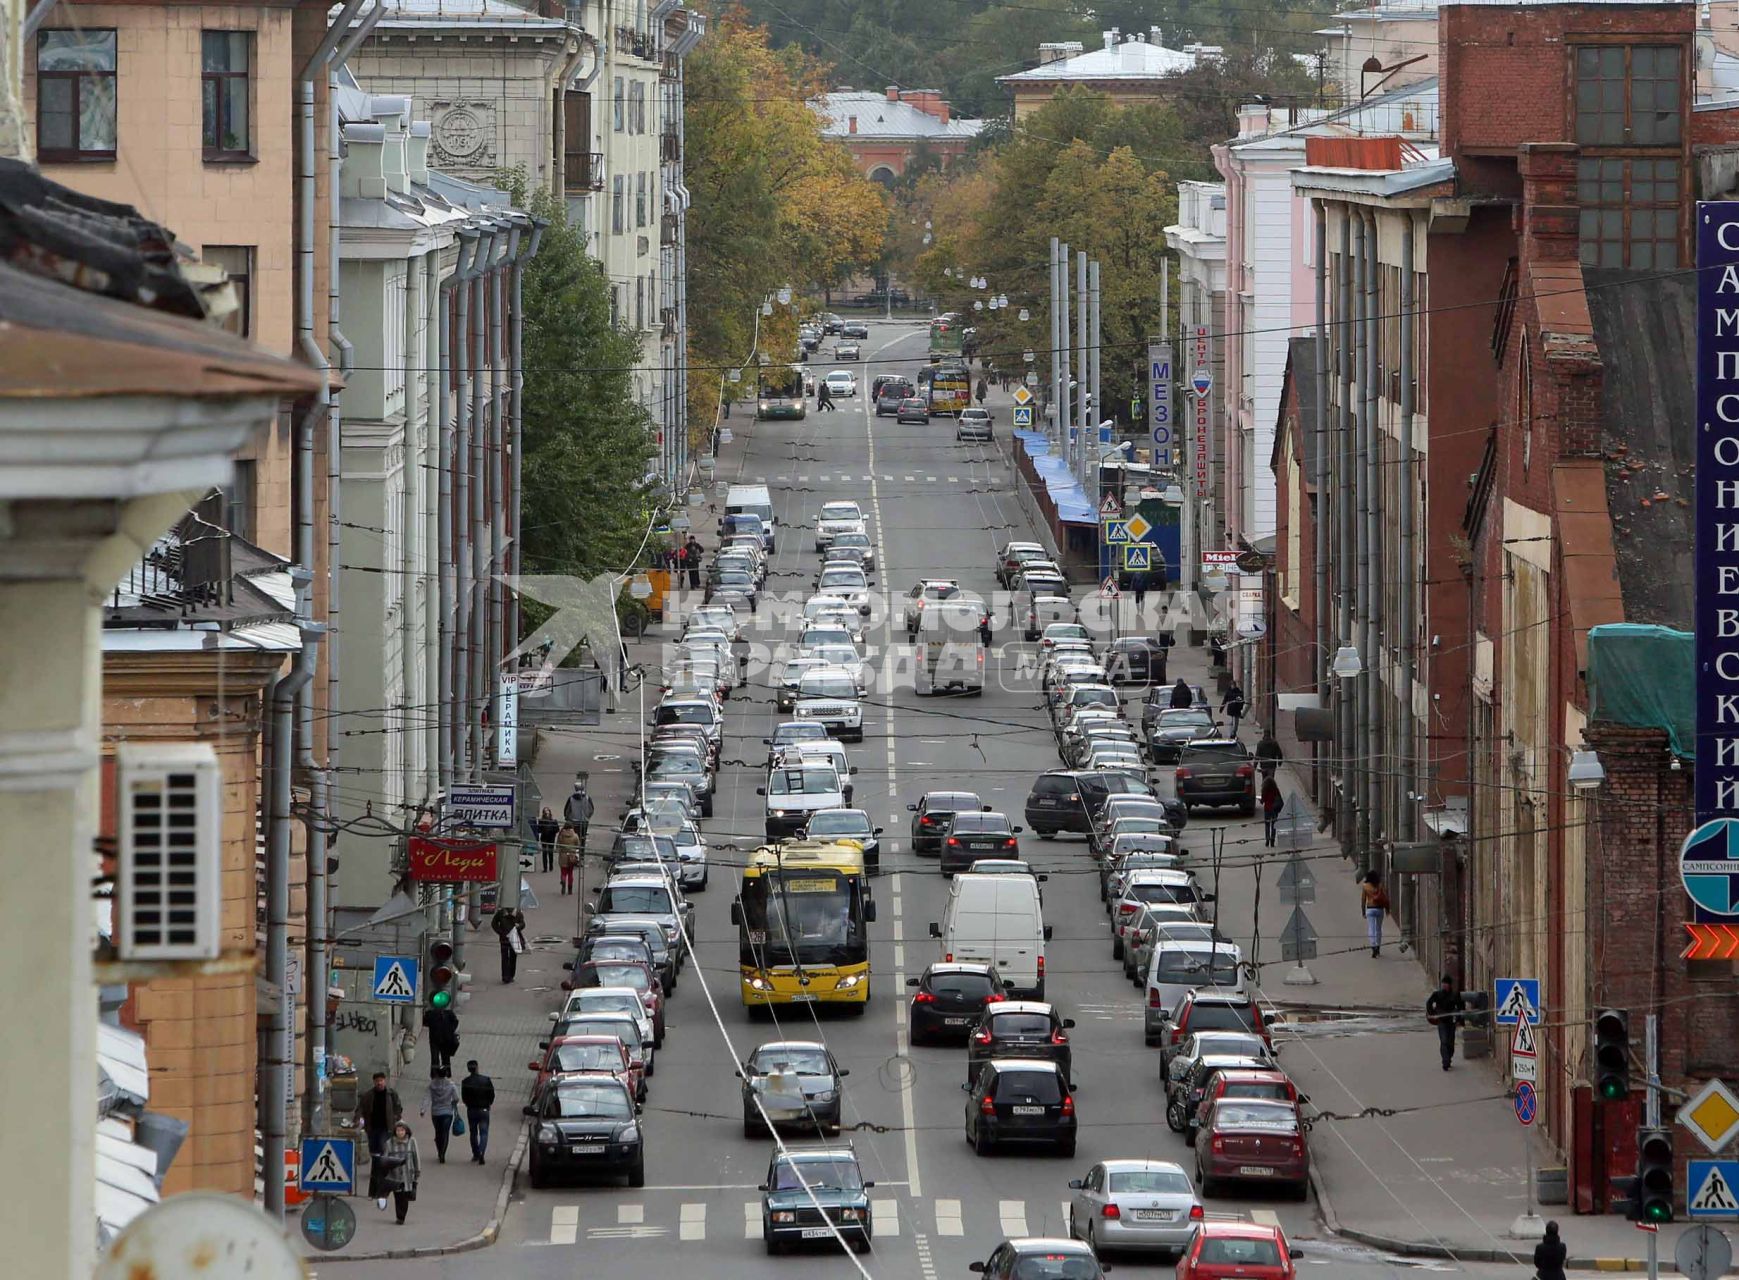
615;25;654;59
661;212;679;247
566;150;605;194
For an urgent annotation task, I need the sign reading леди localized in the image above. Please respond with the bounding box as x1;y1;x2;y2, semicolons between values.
1699;203;1739;830
408;835;499;883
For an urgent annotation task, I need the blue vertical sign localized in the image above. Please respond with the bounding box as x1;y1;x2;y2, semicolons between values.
1698;204;1739;824
1148;341;1174;470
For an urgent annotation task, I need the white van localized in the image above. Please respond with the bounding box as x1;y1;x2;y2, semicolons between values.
915;598;987;695
724;484;777;551
928;873;1050;999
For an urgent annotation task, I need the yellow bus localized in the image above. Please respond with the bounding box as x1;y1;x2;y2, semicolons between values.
731;839;876;1012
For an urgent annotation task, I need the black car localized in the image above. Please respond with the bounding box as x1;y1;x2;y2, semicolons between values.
967;1002;1075;1086
965;1060;1077;1157
1104;636;1169;686
1175;740;1257;814
840;320;870;339
907;963;1008;1044
1024;769;1154;837
908;790;985;855
971;1237;1104;1279
939;810;1023;876
525;1074;644;1188
1145;706;1218;764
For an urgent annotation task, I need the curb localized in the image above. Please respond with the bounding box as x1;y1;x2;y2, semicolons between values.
1312;1167;1668;1273
315;1116;529;1263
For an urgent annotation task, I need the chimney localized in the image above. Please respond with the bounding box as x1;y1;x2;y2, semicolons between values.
938;99;950;125
1237;102;1268;138
408;120;431;185
1103;29;1116;51
342;122;386;198
1150;25;1163;46
848;115;857;134
373;96;411;195
887;85;899;101
1518;142;1582;263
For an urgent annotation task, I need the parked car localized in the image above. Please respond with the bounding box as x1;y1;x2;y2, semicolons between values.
565;960;666;1045
527;1033;641;1101
1182;1067;1303;1146
524;1073;644;1188
1175;1221;1302;1280
1103;635;1169;686
996;541;1052;588
1067;1158;1203;1259
1194;1097;1309;1199
740;1040;849;1137
965;1060;1077;1157
907;962;1007;1045
1175;740;1257;814
1146;707;1218;764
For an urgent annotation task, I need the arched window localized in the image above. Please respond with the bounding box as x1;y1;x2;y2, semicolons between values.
868;166;896;190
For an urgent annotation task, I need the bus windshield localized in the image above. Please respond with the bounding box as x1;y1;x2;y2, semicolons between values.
739;869;867;967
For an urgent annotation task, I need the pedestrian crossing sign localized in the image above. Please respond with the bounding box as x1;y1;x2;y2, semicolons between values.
1103;520;1131;545
1689;1161;1739;1218
1012;405;1034;427
300;1136;355;1194
1122;544;1151;571
373;955;420;1004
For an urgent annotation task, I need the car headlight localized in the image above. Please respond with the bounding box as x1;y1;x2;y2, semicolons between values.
772;1211;796;1224
835;973;863;990
749;977;771;991
809;1089;837;1103
838;1208;863;1221
615;1124;640;1144
538;1124;560;1144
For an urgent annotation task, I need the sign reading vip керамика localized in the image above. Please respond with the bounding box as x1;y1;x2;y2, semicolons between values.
1698;203;1739;826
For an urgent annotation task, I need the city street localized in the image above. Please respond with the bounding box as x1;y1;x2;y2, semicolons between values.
314;318;1630;1279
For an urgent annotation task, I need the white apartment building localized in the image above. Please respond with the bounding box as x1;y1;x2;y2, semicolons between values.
1163;180;1228;588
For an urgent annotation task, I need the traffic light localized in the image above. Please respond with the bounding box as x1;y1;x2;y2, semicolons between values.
1593;1008;1630;1100
427;938;456;1010
1636;1126;1675;1224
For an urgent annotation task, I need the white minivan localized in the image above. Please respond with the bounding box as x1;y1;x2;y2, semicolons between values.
928;873;1050;1000
724;484;777;550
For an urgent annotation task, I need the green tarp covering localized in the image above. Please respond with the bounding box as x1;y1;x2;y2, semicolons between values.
1586;623;1694;759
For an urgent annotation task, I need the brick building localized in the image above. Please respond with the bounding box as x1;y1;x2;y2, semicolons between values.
814;87;983;187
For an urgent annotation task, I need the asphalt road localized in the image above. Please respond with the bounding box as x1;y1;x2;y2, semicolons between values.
334;320;1549;1279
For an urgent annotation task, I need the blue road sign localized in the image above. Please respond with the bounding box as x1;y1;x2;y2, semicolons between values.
1012;405;1034;427
1514;1081;1537;1127
1681;819;1739;918
300;1136;356;1193
373;954;420;1004
1103;520;1131;545
1493;977;1541;1025
1123;544;1152;571
1689;1160;1739;1218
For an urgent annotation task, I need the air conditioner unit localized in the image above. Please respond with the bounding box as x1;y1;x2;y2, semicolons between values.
115;743;222;961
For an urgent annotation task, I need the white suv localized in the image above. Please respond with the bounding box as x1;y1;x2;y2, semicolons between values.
793;667;865;741
816;501;866;550
759;760;847;839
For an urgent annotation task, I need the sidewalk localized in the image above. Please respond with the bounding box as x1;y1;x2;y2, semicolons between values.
1159;641;1673;1270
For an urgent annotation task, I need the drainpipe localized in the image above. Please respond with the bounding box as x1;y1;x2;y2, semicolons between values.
470;224;500;776
487;224;517;758
1399;211;1418;841
1312;200;1329;804
439;232;478;790
454;225;482;778
1362;211;1382;855
1350;211;1369;859
1335;212;1354;846
508;219;546;668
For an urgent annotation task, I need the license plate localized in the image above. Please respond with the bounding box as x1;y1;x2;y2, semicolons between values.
1134;1209;1173;1221
800;1228;833;1239
1239;1166;1274;1176
944;1016;971;1026
1011;1105;1046;1115
571;1144;605;1154
789;994;816;1002
1036;798;1058;807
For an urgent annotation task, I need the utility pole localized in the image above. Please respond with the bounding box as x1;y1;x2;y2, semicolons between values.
1059;240;1072;460
1050;237;1063;448
1089;257;1103;579
1076;249;1088;486
1646;1013;1661;1280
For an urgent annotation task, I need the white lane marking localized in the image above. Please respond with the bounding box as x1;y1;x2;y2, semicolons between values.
550;1204;579;1245
587;1225;666;1239
617;1203;644;1225
934;1199;965;1236
905;474;916;481
744;1200;759;1239
999;1199;1028;1237
948;476;960;483
820;474;831;481
924;475;936;483
874;1197;901;1237
916;1232;940;1280
680;1202;706;1240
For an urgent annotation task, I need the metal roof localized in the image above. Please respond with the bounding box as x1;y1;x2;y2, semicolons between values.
812;92;985;142
999;39;1199;83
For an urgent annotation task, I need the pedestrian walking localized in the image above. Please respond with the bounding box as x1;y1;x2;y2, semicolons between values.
531;806;559;873
1255;729;1283;781
1425;975;1466;1071
556;822;581;894
354;1071;404;1196
491;904;526;983
1260;777;1284;847
1360;869;1390;957
817;382;835;412
1131;569;1149;608
460;1059;496;1164
1169;675;1194;710
1532;1221;1568;1280
564;776;595;851
420;1067;459;1162
421;1002;459;1072
684;535;703;590
379;1121;421;1223
1221;680;1246;738
975;377;988;406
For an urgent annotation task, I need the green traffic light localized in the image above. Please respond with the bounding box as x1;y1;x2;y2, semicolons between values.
1599;1079;1626;1100
1643;1202;1672;1223
430;989;452;1009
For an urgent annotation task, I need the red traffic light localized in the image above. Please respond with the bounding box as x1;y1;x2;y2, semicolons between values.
430;939;455;966
429;964;455;988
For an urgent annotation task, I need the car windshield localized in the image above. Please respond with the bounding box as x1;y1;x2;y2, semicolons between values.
657;704;715;725
801;628;853;648
646;755;701;779
772;1158;863;1192
577;992;640;1017
800;675;856;699
560;1017;642;1049
774;724;827;744
589;964;649;991
807;811;870;836
812;646;858;666
1155;951;1240;984
550;1043;624;1074
833;533;871;548
1160;708;1215;727
819;570;865;589
926;793;978;813
820;503;861;521
585;940;650;965
1190;1005;1257;1032
1114;820;1169;836
751;1047;831;1075
1011;1258;1100;1280
770;767;840;796
715;571;753;586
1199;1238;1283;1266
991;1012;1053;1038
598;885;673;915
1108;1168;1193;1194
931;971;996;997
547;1082;632;1119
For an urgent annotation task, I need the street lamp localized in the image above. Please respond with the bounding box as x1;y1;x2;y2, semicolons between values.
973;300;983;311
1567;750;1606;791
1330;645;1363;679
996;294;1008;309
777;286;792;306
1018;308;1030;322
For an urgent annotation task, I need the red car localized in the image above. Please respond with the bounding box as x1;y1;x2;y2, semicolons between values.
1176;1221;1301;1279
1185;1068;1304;1147
1194;1097;1309;1199
529;1034;643;1103
567;958;666;1045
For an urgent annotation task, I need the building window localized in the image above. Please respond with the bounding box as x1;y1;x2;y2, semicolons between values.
613;76;625;132
1576;156;1680;269
201;31;251;159
609;284;620;328
630;81;645;134
635;172;646;227
36;30;117;161
202;245;253;337
611;175;625;233
225;458;256;543
1574;45;1681;147
635;276;644;330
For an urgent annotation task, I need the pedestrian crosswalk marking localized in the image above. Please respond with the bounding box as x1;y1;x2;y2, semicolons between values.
551;1205;579;1245
935;1198;964;1236
679;1203;706;1241
873;1197;900;1237
819;474;831;481
999;1199;1027;1237
743;1200;759;1239
618;1203;644;1225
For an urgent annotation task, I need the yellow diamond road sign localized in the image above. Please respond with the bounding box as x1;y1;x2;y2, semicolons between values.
1681;1078;1739;1154
1124;514;1152;541
1012;384;1033;406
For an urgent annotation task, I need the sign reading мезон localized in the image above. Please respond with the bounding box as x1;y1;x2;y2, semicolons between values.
1698;203;1739;822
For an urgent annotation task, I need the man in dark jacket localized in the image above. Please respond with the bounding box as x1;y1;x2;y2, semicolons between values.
564;778;595;851
460;1059;496;1164
1220;681;1247;737
491;905;526;983
422;1004;459;1073
354;1071;404;1197
1168;676;1194;709
684;536;703;589
530;806;560;872
1425;975;1466;1071
1532;1221;1568;1280
1255;730;1283;781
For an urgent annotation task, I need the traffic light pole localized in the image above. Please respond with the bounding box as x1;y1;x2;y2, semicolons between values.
1647;1012;1660;1280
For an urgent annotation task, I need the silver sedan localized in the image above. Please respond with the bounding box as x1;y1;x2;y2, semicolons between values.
1067;1158;1202;1257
